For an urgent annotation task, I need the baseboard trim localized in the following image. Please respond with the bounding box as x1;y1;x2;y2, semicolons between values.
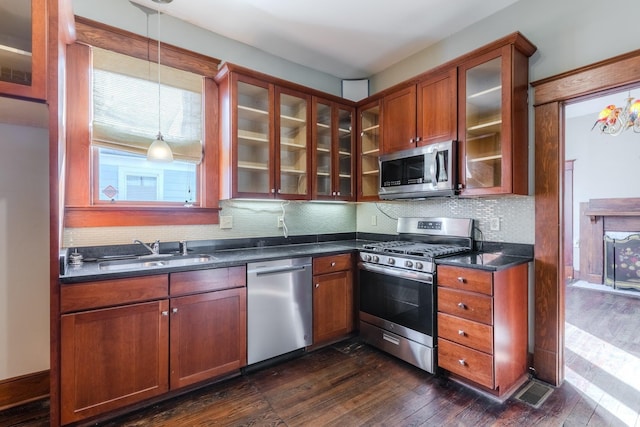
0;370;50;411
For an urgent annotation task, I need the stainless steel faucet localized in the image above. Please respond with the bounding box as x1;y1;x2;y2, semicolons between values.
134;239;160;255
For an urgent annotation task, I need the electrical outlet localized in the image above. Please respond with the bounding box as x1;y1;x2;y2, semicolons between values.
371;215;377;226
489;217;500;231
219;215;233;229
277;216;284;228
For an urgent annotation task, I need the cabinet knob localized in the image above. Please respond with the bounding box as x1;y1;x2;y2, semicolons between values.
315;283;319;288
271;188;276;193
161;311;169;316
409;138;414;143
172;308;178;314
457;302;467;309
458;359;466;366
458;330;465;336
457;277;466;283
336;191;340;196
416;136;422;142
330;262;336;267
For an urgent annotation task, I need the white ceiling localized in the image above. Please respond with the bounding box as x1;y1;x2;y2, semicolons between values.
129;0;521;79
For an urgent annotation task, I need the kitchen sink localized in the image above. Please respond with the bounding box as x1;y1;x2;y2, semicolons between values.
98;254;217;271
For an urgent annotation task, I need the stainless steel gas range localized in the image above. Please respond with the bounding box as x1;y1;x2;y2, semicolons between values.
358;217;474;373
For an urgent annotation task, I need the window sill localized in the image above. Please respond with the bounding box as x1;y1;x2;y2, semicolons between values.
64;206;221;227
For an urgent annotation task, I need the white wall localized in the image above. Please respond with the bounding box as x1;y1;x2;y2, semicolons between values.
565;112;640;269
0;123;50;380
371;0;640;93
71;0;343;97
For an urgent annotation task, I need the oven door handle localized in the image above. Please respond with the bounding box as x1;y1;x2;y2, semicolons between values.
358;262;433;284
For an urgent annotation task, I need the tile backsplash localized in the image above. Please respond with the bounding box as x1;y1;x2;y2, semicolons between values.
62;196;534;248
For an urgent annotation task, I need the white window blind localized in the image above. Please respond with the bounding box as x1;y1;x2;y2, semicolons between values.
91;47;204;163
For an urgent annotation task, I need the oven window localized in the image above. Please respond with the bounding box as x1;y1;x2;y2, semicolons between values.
359;269;434;337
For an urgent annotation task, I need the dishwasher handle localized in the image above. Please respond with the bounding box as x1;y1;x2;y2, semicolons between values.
254;264;310;277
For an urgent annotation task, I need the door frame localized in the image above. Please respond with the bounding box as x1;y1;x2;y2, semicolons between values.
531;48;640;386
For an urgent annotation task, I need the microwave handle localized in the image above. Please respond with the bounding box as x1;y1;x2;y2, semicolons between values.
429;149;439;186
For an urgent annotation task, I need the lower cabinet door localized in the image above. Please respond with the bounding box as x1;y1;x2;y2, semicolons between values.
60;300;170;424
169;288;247;389
313;269;353;344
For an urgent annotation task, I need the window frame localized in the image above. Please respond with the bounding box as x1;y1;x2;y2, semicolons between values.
65;17;221;227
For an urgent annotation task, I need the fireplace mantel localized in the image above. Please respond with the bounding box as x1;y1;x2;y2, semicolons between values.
579;198;640;283
584;198;640;222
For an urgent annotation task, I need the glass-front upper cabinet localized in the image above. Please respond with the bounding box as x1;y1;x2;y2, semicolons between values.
462;55;503;191
277;87;310;199
312;98;355;201
314;100;333;198
0;0;46;100
235;77;273;197
358;99;381;200
458;36;534;196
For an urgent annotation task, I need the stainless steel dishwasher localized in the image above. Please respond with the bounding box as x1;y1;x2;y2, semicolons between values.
247;257;313;365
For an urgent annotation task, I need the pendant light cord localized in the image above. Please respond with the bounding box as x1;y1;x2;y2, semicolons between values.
157;5;162;137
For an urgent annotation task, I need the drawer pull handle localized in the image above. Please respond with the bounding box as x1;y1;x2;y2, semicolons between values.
331;262;336;267
382;333;400;346
458;359;466;366
161;311;169;316
457;277;466;283
458;330;465;336
457;302;467;309
172;308;178;314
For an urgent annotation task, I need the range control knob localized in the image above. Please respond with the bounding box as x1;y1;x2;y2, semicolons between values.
363;254;371;262
415;261;424;270
405;260;413;268
387;258;395;265
372;255;379;263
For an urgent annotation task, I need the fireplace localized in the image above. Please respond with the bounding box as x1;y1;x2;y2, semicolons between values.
579;198;640;285
604;233;640;290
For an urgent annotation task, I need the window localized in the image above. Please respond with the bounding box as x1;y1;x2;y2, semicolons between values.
65;18;220;227
92;48;201;204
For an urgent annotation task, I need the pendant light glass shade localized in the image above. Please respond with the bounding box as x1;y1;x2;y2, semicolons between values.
147;0;174;162
148;132;174;162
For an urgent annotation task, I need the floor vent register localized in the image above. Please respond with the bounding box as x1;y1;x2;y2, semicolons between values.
514;380;554;408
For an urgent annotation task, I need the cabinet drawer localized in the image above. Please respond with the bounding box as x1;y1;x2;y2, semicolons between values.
437;287;492;324
170;266;246;296
61;275;168;313
438;339;494;389
438;312;493;354
313;253;352;274
438;265;492;295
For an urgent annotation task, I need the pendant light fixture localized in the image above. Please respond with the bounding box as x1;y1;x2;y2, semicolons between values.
147;0;174;162
591;92;640;136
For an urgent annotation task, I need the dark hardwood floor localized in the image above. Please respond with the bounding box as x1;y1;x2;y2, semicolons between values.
3;284;640;427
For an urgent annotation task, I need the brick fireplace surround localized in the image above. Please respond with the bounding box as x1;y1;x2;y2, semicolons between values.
579;198;640;285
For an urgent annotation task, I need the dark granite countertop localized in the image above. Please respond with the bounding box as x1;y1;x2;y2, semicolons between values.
436;241;533;271
60;240;368;284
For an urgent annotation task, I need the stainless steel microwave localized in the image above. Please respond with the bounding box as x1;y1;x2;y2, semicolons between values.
378;140;457;199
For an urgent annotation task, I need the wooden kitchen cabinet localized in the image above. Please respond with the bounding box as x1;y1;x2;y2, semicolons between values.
0;0;47;101
381;68;457;154
357;99;382;201
457;34;536;196
437;263;528;399
60;267;247;424
169;267;247;389
312;97;355;200
312;253;354;344
60;275;170;425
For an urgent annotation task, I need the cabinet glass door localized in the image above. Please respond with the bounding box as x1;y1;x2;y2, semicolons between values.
464;56;502;189
0;0;45;100
337;106;354;198
278;91;309;197
359;102;381;200
315;100;332;197
236;81;271;194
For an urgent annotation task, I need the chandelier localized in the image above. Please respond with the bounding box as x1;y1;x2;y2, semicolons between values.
591;96;640;136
